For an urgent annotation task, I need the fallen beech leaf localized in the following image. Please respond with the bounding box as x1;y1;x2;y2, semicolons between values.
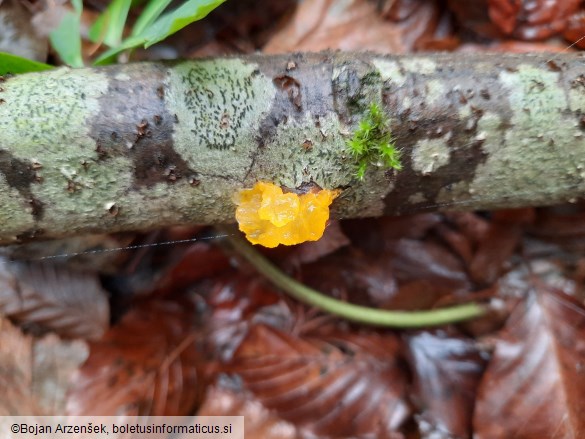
154;242;230;295
380;0;427;22
0;317;88;415
468;211;529;286
343;214;443;253
474;289;585;438
198;385;299;439
229;324;409;438
0;0;48;61
447;0;505;39
405;331;487;438
529;204;585;252
285;220;350;266
564;10;585;49
434;223;474;267
0;260;109;340
300;247;398;307
264;0;440;54
66;301;202;416
384;238;471;291
488;0;580;40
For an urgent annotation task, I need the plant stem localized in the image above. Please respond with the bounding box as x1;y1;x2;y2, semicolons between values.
219;225;486;328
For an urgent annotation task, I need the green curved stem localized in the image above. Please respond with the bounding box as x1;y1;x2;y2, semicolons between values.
219;226;486;328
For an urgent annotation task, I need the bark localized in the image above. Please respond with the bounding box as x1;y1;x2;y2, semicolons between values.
1;51;585;243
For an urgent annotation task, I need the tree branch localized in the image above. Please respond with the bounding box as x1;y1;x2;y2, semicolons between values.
1;51;584;243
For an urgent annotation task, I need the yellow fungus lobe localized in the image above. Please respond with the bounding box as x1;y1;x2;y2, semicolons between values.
234;182;338;248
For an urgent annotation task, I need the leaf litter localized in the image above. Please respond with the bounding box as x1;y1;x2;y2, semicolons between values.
3;1;585;438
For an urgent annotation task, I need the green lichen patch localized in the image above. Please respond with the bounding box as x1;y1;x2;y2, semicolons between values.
463;64;585;208
167;59;274;182
346;103;401;180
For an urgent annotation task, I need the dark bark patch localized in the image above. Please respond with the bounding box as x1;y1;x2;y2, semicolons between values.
255;52;333;148
273;75;302;110
381;55;515;215
332;57;383;124
15;228;45;242
546;60;563;72
0;150;44;220
89;65;198;189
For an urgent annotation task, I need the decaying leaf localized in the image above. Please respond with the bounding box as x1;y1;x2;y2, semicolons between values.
0;317;88;416
228;324;410;438
405;331;487;438
488;0;581;40
66;300;202;416
468;210;532;286
474;289;585;438
0;0;48;61
263;0;440;54
198;385;299;439
0;260;109;340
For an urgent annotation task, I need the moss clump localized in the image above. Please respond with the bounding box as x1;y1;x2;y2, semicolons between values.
346;103;402;180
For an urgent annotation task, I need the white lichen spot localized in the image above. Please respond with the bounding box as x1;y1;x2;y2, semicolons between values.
373;59;406;87
411;137;451;175
475;112;503;155
475;131;487;142
332;66;346;81
114;72;131;82
426;80;445;105
401;58;437;75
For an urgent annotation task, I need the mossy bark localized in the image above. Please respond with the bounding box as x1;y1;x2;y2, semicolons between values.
1;51;585;243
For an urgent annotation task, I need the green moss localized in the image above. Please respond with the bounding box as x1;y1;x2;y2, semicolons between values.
346;103;401;180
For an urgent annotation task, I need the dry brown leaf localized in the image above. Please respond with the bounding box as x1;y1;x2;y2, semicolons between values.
343;214;443;252
488;0;581;40
0;0;48;61
300;247;398;307
263;0;440;54
405;331;487;438
564;10;585;49
384;238;471;291
66;300;202;416
229;324;409;438
285;220;350;266
198;385;300;439
474;289;585;438
0;317;88;416
468;210;532;286
0;260;109;340
446;0;505;40
380;0;427;22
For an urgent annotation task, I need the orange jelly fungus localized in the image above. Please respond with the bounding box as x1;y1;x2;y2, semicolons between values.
234;182;339;248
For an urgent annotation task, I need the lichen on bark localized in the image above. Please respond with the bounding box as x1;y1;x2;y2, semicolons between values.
0;52;585;243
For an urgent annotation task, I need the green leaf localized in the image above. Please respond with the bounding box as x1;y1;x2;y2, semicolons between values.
132;0;174;37
89;0;133;47
49;0;84;68
94;0;226;65
93;35;147;65
0;52;53;75
140;0;226;48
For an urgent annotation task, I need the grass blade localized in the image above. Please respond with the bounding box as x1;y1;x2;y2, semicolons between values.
89;0;133;47
132;0;174;37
